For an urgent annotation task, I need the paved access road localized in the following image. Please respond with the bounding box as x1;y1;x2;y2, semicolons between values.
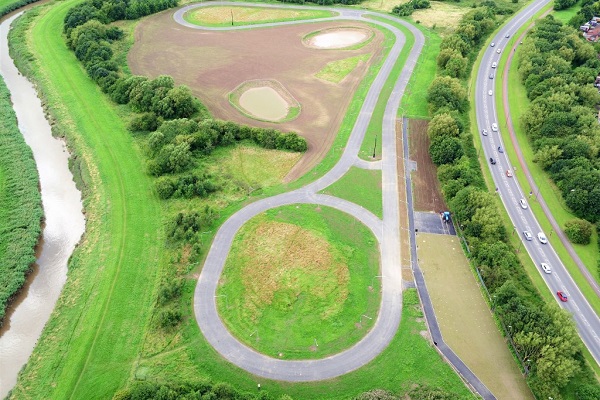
175;3;493;397
475;0;600;366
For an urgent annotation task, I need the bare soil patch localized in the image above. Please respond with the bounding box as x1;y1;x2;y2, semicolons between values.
230;79;300;122
129;12;383;182
417;233;534;400
396;119;413;282
408;118;446;212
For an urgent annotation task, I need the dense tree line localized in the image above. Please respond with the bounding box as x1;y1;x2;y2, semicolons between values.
426;6;600;399
555;0;578;11
0;77;43;325
392;0;430;17
519;17;600;224
64;0;178;34
113;381;281;400
275;0;363;5
567;0;600;28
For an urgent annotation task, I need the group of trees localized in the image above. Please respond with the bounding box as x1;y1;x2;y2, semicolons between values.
518;17;600;224
0;0;41;18
567;0;600;28
392;0;430;17
146;118;306;177
426;6;599;399
64;0;178;34
113;381;281;400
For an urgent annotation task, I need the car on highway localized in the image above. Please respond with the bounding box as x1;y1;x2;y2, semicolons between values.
491;123;498;131
488;90;493;96
498;146;504;153
492;62;497;68
557;291;568;302
489;73;494;79
506;170;513;177
537;232;548;244
505;33;510;38
541;263;552;274
489;157;496;165
491;42;495;47
523;231;533;241
496;48;501;54
482;129;488;136
519;198;528;209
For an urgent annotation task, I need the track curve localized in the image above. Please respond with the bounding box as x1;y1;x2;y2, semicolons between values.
174;0;449;384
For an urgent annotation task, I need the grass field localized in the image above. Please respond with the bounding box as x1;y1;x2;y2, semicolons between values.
316;54;371;83
218;205;380;359
401;24;440;119
417;233;534;400
183;5;335;27
8;1;164;398
553;2;581;24
411;2;469;33
210;144;302;192
320;167;382;218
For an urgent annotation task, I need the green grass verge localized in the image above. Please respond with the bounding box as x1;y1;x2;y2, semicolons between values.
316;54;370;83
218;205;380;359
8;1;165;398
0;74;42;323
183;5;334;27
135;288;475;399
320;167;383;219
400;23;440;119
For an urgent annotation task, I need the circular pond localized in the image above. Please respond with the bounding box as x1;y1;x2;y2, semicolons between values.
307;28;370;49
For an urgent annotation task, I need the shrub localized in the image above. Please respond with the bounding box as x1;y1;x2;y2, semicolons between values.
128;112;160;132
158;308;182;329
564;219;593;244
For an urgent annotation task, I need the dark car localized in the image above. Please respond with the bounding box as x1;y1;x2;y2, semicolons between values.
489;157;496;165
557;291;568;302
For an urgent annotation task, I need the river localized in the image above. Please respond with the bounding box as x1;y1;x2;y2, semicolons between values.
0;12;85;398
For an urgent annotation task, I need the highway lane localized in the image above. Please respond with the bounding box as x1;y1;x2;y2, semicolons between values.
475;0;600;366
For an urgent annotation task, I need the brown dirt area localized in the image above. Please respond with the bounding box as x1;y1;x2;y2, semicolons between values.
408;118;447;212
417;233;534;400
129;11;384;182
396;119;413;282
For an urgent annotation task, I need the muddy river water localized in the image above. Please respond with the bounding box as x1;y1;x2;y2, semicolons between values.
0;13;85;398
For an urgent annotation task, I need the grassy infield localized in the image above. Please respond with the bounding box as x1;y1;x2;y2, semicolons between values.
7;1;475;400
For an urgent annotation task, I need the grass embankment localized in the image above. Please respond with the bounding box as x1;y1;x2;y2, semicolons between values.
321;167;382;218
316;54;370;83
8;1;164;398
183;5;334;27
218;205;380;359
0;76;42;324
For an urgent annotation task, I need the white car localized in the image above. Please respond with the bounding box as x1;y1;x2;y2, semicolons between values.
488;90;493;96
523;231;533;241
541;263;552;274
482;129;488;136
496;48;501;54
538;232;548;244
491;42;495;47
492;62;497;69
519;199;528;209
491;123;498;132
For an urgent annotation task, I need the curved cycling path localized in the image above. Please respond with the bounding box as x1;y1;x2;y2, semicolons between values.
175;3;492;395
